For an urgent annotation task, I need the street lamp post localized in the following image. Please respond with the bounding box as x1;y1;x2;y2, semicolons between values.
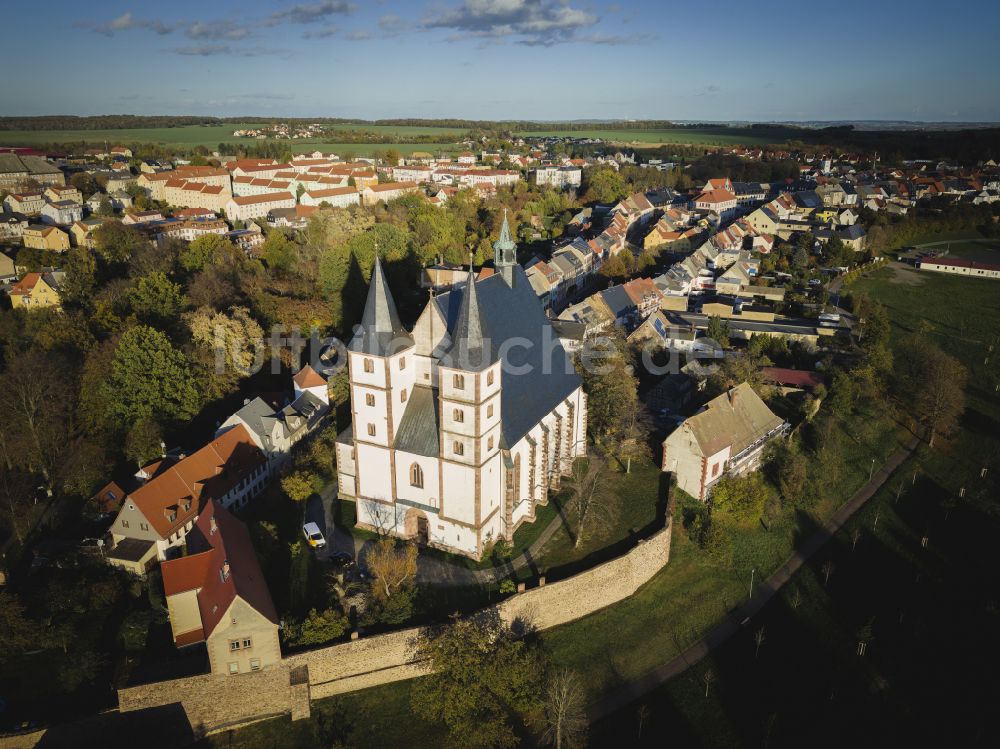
749;567;756;600
869;457;876;482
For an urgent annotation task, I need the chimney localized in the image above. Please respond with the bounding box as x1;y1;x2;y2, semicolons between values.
210;516;217;535
221;560;230;581
727;387;735;404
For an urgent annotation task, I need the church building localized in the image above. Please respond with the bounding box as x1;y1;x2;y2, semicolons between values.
336;214;588;559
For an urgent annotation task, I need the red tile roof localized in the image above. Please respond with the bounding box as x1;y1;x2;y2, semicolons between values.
127;424;264;539
230;192;295;206
761;367;824;390
9;272;42;296
160;500;278;644
293;364;326;389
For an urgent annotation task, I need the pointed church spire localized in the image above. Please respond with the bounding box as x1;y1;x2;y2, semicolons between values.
349;253;413;356
448;262;495;371
493;208;517;287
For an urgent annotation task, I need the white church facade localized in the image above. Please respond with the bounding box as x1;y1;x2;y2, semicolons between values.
336;215;588;559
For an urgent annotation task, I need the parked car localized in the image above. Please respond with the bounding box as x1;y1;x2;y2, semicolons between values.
302;522;326;549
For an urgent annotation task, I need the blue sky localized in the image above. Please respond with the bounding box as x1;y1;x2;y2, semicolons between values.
4;0;1000;122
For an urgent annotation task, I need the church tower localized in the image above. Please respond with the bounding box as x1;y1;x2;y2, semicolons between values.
438;264;504;551
347;254;415;504
493;209;517;287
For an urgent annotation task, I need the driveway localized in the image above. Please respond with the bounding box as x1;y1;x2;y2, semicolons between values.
304;485;367;563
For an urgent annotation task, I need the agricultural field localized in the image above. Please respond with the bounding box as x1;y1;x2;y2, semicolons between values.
0;122;465;153
514;125;801;147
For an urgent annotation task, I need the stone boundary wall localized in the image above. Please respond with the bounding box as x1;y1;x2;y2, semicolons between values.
115;519;673;733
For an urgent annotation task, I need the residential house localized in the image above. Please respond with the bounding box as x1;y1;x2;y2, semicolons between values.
44;185;83;204
105;425;269;574
122;209;165;226
300;186;361;208
0;212;28;241
533;165;582;188
4;193;45;215
217;366;329;472
225;192;296;222
163;180;231;214
22;224;69;251
160;500;280;675
0;251;15;282
40;200;82;226
8;270;65;309
0;153;64;189
694;188;739;221
361;181;420;206
71;218;106;248
661;382;788;500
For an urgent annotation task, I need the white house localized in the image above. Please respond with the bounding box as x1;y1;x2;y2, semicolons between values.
661;383;788;500
40;200;83;226
225;192;296;222
300;186;361;208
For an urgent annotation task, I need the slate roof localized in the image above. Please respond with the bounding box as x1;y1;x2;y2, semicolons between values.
394;386;441;457
445;268;496;371
600;285;634;319
434;266;582;447
349;254;414;356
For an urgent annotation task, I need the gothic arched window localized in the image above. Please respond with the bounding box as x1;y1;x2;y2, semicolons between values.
410;463;424;488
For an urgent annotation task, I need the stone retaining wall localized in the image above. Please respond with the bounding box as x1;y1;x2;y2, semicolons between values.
115;519;673;733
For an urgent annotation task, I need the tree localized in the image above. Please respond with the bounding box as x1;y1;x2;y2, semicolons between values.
96;197;115;217
411;610;544;749
710;473;776;526
567;455;618;549
754;626;767;659
821;559;835;586
281;470;316;503
128;271;185;327
0;350;66;486
184;305;265;398
598;254;628;281
261;230;298;276
705;315;731;348
92;220;145;264
125;418;163;467
541;669;587;749
584;167;627;204
105;325;201;425
180;233;233;273
578;332;638;442
0;591;35;660
365;538;418;604
60;247;98;309
895;338;966;447
701;668;716;698
284;608;349;647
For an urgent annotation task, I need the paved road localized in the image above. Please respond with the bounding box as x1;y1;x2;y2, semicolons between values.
587;434;921;722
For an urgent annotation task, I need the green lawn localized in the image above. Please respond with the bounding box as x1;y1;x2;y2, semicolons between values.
590;268;1000;747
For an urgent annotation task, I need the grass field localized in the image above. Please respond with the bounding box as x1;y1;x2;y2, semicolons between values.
587;267;1000;747
0;122;464;155
514;125;800;147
